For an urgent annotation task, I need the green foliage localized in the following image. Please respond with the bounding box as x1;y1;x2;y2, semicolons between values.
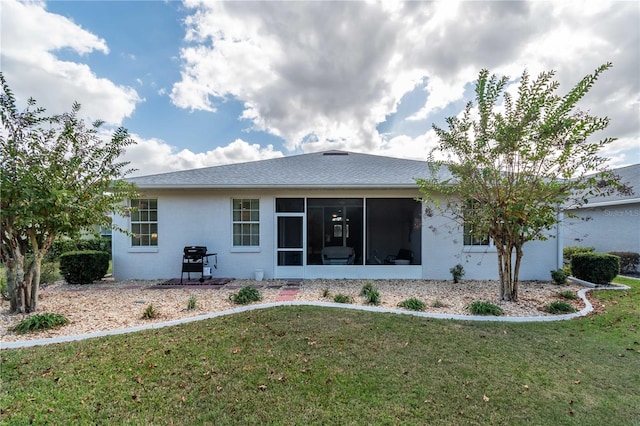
59;250;110;284
550;269;567;285
564;246;595;262
187;297;197;310
141;304;159;320
545;300;577;314
360;282;381;305
13;312;69;334
321;287;330;298
449;264;465;283
50;237;112;260
558;290;578;300
397;298;426;311
0;72;137;313
0;275;8;301
229;286;262;305
468;301;504;316
571;253;620;284
333;294;353;304
39;261;60;285
417;63;620;302
608;251;639;274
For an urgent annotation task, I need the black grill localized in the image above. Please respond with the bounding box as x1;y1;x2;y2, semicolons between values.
181;246;217;283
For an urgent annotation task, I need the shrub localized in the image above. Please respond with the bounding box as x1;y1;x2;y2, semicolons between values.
608;252;639;274
187;297;197;310
141;304;160;319
563;246;595;262
449;264;465;283
397;298;426;311
0;275;8;301
229;286;262;305
39;261;60;285
468;301;503;316
550;269;567;285
50;237;112;260
545;300;577;314
13;313;69;334
360;282;381;305
59;250;110;284
333;294;353;304
571;253;620;284
321;288;330;298
558;290;578;300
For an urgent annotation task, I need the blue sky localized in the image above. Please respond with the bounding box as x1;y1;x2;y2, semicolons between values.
2;1;639;176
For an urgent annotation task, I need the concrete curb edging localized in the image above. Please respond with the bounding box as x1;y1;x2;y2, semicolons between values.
1;277;632;350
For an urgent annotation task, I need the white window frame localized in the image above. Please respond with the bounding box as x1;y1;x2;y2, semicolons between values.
232;198;260;251
130;198;158;248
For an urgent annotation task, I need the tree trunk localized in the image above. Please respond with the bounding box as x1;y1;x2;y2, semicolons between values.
497;244;518;302
6;251;27;313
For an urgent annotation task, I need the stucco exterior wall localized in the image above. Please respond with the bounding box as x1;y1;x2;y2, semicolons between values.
563;203;640;254
112;189;561;282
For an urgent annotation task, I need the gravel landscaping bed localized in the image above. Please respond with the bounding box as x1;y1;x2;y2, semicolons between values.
1;279;584;343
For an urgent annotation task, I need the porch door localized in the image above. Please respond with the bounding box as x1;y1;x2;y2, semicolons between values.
275;199;305;278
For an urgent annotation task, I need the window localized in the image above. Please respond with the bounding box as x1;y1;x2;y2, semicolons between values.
463;200;490;246
130;199;158;246
233;199;260;246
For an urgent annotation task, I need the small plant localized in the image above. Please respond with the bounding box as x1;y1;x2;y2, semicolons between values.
229;286;262;305
0;275;8;301
545;300;577;314
468;301;503;316
187;296;197;310
321;287;330;298
558;290;578;300
141;304;160;320
431;300;446;308
13;313;69;334
550;269;567;285
397;298;426;311
333;294;353;304
360;282;381;305
450;264;465;283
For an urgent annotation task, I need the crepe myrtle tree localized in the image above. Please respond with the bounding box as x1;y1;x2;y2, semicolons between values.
0;73;138;313
417;63;628;301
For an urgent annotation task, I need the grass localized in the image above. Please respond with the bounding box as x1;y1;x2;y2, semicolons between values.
1;277;639;424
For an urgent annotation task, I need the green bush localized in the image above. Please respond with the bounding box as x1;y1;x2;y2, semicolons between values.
468;301;504;316
187;297;197;310
563;246;595;262
550;269;567;285
571;253;620;284
545;300;577;314
141;304;160;319
39;261;60;285
333;294;353;304
449;264;465;283
229;287;262;305
13;313;69;334
50;237;112;260
397;298;426;311
558;290;578;300
360;282;381;305
59;250;110;284
608;252;639;274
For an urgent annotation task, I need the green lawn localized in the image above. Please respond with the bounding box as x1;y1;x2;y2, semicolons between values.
1;277;639;425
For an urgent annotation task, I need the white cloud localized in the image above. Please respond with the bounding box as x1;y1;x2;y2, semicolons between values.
122;136;284;177
0;0;141;125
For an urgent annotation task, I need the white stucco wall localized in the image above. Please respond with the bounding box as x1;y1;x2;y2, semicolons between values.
563;203;640;254
112;189;561;282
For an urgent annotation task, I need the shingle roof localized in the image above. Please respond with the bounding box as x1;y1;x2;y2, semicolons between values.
127;151;447;189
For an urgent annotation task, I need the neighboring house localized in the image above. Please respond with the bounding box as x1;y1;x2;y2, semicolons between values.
563;164;640;254
112;151;561;281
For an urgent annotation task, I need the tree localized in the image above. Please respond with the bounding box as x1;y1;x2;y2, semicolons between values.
0;73;138;313
417;63;625;301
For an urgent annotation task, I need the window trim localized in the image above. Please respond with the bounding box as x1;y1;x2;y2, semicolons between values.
231;198;261;249
130;198;158;248
462;200;494;251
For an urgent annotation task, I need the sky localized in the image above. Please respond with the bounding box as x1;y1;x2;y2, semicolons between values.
1;0;639;177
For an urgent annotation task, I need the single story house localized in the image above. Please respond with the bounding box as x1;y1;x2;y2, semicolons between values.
112;151;562;281
563;163;639;254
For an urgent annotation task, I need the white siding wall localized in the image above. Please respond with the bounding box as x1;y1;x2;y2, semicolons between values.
563;204;640;254
113;189;560;281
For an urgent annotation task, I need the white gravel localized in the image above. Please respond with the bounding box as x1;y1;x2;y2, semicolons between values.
1;279;584;343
